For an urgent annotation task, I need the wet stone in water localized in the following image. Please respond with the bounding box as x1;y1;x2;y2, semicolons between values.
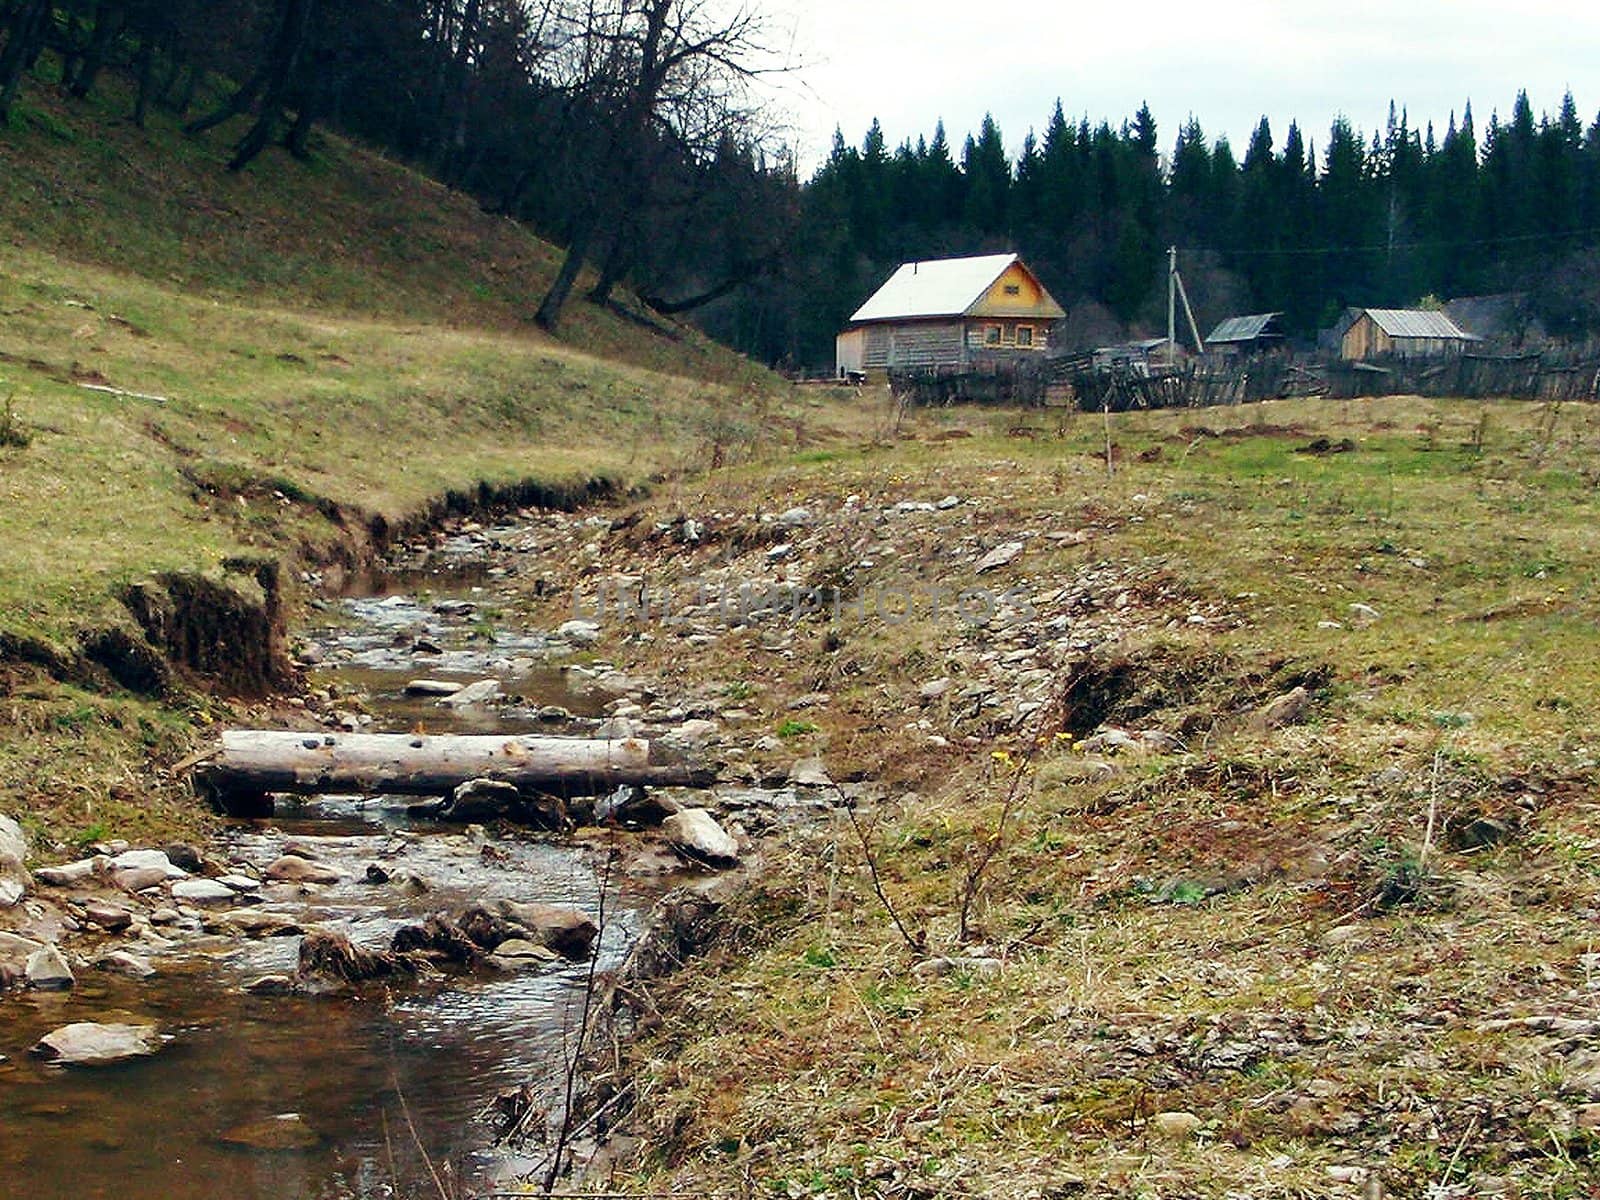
217;1113;324;1152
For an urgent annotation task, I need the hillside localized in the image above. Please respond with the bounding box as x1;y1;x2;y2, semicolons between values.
0;76;846;844
497;397;1600;1197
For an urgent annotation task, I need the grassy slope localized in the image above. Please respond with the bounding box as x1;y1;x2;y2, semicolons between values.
503;398;1600;1198
0;73;834;847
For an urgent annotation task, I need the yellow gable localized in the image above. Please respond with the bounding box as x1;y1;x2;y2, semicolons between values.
970;263;1064;319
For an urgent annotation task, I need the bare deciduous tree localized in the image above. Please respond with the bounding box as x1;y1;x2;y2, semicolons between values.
533;0;788;331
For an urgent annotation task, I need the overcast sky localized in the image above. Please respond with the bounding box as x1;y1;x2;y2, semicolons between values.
764;0;1600;171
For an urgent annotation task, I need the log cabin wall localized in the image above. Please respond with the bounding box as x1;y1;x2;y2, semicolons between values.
861;320;966;370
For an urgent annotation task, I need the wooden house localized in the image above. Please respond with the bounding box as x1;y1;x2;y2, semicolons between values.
1340;308;1477;360
835;254;1065;376
1206;313;1287;356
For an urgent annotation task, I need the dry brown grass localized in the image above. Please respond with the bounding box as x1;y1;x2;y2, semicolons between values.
503;397;1600;1199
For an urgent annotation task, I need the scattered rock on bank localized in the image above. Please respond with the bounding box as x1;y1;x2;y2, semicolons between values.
787;757;832;788
84;902;134;931
34;857;105;887
1251;685;1313;731
492;900;598;960
171;878;242;905
0;813;29;907
975;540;1025;573
109;849;184;877
95;950;156;979
557;619;601;646
112;865;171;893
439;679;501;708
1151;1111;1204;1141
31;1022;164;1067
264;855;342;885
404;679;463;696
1;931;44;988
25;945;74;990
662;809;740;866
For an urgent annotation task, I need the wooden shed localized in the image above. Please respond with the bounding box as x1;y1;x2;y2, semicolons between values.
1340;308;1477;360
836;254;1065;376
1206;313;1287;357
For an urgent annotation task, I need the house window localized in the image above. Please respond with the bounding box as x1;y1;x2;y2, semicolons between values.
1016;325;1034;347
984;325;1002;345
1003;284;1021;296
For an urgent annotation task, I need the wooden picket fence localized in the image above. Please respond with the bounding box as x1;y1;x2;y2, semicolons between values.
888;343;1600;412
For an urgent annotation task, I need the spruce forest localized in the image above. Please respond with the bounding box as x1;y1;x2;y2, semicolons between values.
3;1;1599;365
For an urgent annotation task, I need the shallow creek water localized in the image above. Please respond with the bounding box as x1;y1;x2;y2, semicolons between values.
1;550;665;1199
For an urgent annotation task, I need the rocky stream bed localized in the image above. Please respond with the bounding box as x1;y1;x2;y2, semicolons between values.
0;526;855;1199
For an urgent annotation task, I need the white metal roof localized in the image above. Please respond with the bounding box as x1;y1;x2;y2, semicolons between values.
849;254;1025;323
1208;313;1283;343
1362;308;1477;340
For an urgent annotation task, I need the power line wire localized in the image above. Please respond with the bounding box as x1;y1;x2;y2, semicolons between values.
1208;223;1600;259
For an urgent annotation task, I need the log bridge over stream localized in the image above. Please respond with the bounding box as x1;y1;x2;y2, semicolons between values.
195;731;715;815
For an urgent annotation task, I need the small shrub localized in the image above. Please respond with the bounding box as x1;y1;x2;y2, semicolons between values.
0;394;31;449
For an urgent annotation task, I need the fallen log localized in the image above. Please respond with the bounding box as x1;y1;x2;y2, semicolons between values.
194;731;713;814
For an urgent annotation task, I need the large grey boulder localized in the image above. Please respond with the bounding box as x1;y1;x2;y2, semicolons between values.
31;1022;165;1067
662;808;740;866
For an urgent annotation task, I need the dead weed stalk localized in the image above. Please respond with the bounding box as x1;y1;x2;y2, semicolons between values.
956;753;1033;945
836;784;926;955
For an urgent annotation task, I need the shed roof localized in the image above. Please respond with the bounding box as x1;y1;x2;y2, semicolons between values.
1360;308;1477;340
1207;313;1282;343
849;254;1063;323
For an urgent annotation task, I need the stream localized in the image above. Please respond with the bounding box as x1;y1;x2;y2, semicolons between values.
0;528;680;1199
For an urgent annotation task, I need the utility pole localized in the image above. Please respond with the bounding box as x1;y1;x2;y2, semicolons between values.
1166;246;1207;365
1167;245;1178;370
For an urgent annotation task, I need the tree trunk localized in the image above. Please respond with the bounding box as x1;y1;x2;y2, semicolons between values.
282;77;320;159
434;0;481;184
131;33;154;127
0;0;51;124
228;0;315;171
69;1;126;100
535;219;597;331
184;67;265;136
194;730;712;803
587;228;634;306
